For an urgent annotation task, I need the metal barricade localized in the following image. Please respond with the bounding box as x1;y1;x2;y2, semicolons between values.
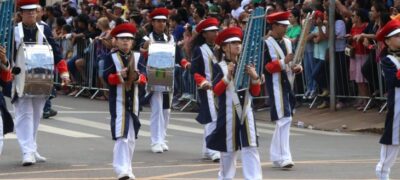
299;44;387;113
55;38;105;99
179;68;197;111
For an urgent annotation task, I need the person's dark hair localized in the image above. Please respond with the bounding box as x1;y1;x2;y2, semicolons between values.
220;1;232;15
45;6;54;16
177;8;189;23
315;4;324;12
275;1;286;11
380;12;391;27
62;24;72;33
88;20;97;30
52;4;62;17
291;8;301;24
190;33;206;52
130;15;142;26
356;8;369;23
98;5;105;12
302;7;312;14
216;46;223;62
56;17;67;28
67;6;78;17
356;0;371;10
115;17;126;26
170;14;181;24
84;6;91;15
335;10;343;21
372;1;387;14
77;14;89;26
195;4;206;19
166;4;174;10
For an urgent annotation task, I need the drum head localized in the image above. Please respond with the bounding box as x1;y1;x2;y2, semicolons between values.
148;43;175;69
14;45;26;97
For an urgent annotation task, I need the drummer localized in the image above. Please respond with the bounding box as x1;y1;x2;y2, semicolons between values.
11;0;70;166
138;7;189;153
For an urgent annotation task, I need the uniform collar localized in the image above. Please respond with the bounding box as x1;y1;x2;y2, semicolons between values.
23;23;37;30
389;49;400;57
118;50;132;59
206;43;215;50
152;32;166;41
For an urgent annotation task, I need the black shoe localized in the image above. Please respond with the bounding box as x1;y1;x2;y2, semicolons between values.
43;109;58;119
118;176;129;180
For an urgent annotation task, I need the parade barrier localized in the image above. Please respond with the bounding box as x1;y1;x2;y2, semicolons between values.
55;38;107;99
177;67;197;111
252;43;387;113
303;48;387;113
54;31;388;114
61;39;388;113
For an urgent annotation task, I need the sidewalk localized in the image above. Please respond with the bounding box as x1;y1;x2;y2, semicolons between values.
254;105;386;133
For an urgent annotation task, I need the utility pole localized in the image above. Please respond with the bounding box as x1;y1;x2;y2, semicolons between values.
329;0;336;111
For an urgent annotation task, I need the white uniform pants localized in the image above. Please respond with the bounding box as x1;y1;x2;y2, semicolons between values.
270;116;292;162
376;145;399;180
13;97;46;155
0;114;3;156
150;91;170;145
203;121;219;157
218;147;262;180
113;116;136;177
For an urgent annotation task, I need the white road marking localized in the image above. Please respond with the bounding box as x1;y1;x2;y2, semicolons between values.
140;120;204;134
55;117;151;137
4;133;16;139
38;124;101;138
55;111;197;115
19;114;348;140
53;105;74;110
256;122;353;136
169;118;303;135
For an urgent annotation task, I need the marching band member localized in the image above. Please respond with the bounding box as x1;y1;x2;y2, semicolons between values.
139;7;187;153
190;17;221;162
207;27;262;180
263;11;303;169
375;19;400;180
11;0;70;166
0;45;13;156
103;22;144;180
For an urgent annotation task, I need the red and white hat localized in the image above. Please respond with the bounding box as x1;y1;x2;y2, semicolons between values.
377;19;400;41
266;11;291;25
149;7;169;20
215;27;243;46
111;23;137;38
195;18;219;33
18;0;39;10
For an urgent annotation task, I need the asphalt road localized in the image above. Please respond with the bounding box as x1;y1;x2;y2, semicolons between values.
0;96;398;180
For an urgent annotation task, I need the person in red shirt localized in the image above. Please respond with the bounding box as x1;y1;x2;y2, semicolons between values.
349;9;370;110
0;45;13;157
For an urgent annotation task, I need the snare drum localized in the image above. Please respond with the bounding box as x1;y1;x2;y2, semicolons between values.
146;43;175;92
13;42;54;98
